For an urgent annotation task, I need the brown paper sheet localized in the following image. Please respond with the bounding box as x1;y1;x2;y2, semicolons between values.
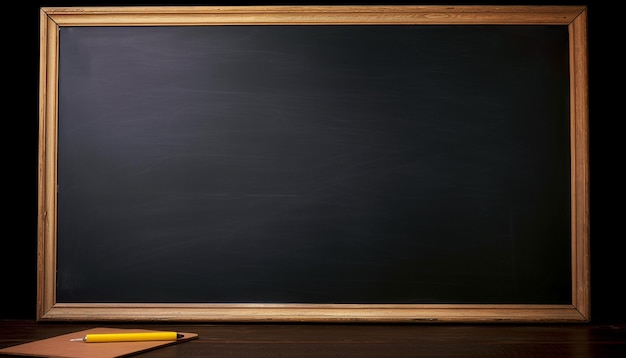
0;327;198;358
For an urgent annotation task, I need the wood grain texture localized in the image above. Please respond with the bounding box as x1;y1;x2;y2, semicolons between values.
41;5;585;25
1;321;624;358
39;303;588;323
568;7;590;321
37;8;59;323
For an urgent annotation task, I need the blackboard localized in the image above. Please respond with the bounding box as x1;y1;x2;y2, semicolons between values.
38;5;590;322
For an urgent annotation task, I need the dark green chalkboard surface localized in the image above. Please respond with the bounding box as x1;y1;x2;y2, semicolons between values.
39;6;589;322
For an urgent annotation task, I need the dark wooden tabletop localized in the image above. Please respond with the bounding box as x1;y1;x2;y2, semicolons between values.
1;320;625;357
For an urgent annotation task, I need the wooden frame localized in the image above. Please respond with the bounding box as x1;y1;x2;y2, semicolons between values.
38;5;589;322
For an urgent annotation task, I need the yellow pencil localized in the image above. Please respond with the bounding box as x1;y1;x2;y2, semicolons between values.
70;332;183;343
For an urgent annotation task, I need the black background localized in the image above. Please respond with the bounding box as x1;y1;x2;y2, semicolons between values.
5;0;621;323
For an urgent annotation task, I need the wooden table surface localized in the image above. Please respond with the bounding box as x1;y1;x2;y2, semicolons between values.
1;320;625;357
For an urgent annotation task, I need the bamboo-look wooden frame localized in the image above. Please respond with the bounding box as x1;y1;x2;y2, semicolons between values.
38;5;589;322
